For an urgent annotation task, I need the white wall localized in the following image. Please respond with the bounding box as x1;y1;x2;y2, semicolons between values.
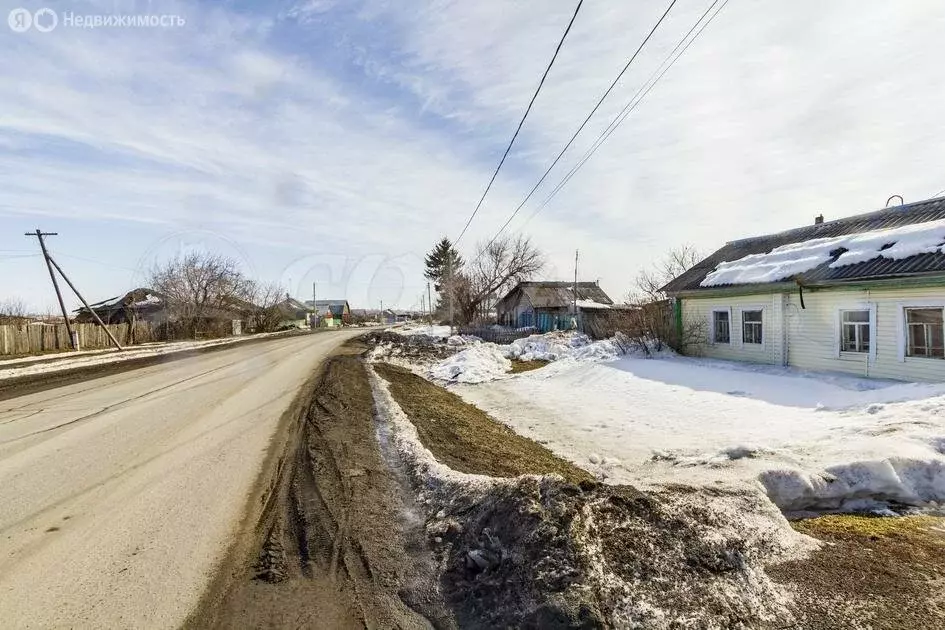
684;285;945;382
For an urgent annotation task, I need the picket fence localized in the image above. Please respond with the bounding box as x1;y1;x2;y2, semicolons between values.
0;322;157;356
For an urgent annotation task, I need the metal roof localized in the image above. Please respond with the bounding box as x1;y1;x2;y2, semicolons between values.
497;281;614;310
663;196;945;293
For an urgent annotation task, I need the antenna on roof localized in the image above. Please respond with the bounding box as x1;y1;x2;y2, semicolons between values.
885;194;904;208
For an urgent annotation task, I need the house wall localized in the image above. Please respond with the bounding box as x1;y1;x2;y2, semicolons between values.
683;284;945;381
683;293;786;365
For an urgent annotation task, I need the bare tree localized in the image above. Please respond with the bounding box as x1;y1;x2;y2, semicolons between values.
448;235;544;325
612;244;706;355
149;252;253;338
628;244;702;305
249;281;289;333
0;299;29;325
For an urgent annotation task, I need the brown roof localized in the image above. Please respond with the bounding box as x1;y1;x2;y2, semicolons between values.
497;281;613;310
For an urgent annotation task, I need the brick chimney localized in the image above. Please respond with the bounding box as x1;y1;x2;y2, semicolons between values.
814;214;824;225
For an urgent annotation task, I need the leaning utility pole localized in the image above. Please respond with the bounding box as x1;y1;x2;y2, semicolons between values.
25;229;76;349
26;229;124;351
46;256;123;350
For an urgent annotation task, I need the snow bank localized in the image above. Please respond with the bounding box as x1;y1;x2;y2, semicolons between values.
453;354;945;514
396;324;452;338
501;332;621;362
702;217;945;286
429;344;511;384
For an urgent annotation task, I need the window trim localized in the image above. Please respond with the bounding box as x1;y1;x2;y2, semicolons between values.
834;303;877;363
896;300;945;362
709;307;732;345
736;305;766;348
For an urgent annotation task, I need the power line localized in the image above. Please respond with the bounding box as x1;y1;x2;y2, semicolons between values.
454;0;584;246
521;0;730;229
479;0;679;254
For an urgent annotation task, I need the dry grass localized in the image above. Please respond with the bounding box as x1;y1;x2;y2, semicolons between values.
508;359;549;374
770;514;945;629
373;362;592;485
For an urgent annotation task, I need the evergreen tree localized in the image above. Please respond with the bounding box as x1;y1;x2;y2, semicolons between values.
424;237;464;292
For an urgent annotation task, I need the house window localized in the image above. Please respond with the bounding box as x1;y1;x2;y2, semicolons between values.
742;310;763;344
712;310;730;344
840;310;871;353
906;307;945;358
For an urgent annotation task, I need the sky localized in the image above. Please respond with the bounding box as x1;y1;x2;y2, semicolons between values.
2;0;944;313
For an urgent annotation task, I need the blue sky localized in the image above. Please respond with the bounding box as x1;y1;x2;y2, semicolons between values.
2;0;945;313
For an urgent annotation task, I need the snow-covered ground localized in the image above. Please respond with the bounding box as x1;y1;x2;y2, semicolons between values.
0;332;286;380
452;354;945;514
428;332;625;384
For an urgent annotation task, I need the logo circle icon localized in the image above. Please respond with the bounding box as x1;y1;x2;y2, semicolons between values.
7;7;32;32
33;7;57;32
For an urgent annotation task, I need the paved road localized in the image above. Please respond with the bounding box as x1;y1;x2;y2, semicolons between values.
0;331;360;629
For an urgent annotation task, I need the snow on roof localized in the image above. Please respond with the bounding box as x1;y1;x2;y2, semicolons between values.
701;217;945;287
576;299;612;310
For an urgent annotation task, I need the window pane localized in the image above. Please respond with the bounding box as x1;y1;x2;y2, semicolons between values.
842;310;869;323
716;311;729;323
932;324;945;357
907;308;944;325
861;325;870;352
744;310;762;323
713;311;730;343
908;324;928;356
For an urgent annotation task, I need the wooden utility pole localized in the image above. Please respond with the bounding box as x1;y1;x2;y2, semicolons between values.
46;256;123;350
26;229;124;351
573;249;579;330
427;281;433;324
25;229;76;349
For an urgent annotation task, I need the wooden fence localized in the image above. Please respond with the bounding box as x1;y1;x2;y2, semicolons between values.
0;322;157;357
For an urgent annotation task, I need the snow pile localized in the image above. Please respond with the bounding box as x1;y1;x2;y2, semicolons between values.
502;332;621;363
453;354;945;514
429;344;511;384
396;324;452;338
702;217;945;286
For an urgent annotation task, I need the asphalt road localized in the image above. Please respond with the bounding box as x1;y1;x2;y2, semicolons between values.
0;331;360;629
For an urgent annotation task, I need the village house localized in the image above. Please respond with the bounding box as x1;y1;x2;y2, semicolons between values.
495;281;614;332
662;197;945;382
74;288;169;325
310;299;350;327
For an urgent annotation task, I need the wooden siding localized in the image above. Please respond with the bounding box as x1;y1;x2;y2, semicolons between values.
683;284;945;381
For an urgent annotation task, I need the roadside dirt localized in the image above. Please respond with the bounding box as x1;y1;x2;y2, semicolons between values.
194;347;451;629
372;360;800;629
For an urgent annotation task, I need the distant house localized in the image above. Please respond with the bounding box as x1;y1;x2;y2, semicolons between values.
74;288;168;325
311;299;350;327
495;281;614;332
661;197;945;382
275;296;312;329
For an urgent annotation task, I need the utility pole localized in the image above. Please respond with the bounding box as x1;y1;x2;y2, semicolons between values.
25;230;76;349
46;256;123;350
573;249;579;330
447;258;454;333
312;282;317;326
26;229;124;351
427;281;433;324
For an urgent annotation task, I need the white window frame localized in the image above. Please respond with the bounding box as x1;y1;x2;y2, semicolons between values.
834;303;877;363
736;305;766;348
709;307;732;345
896;300;945;362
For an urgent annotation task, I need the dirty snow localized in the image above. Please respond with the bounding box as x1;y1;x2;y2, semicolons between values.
453;355;945;514
702;217;945;286
395;324;452;338
424;332;626;384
